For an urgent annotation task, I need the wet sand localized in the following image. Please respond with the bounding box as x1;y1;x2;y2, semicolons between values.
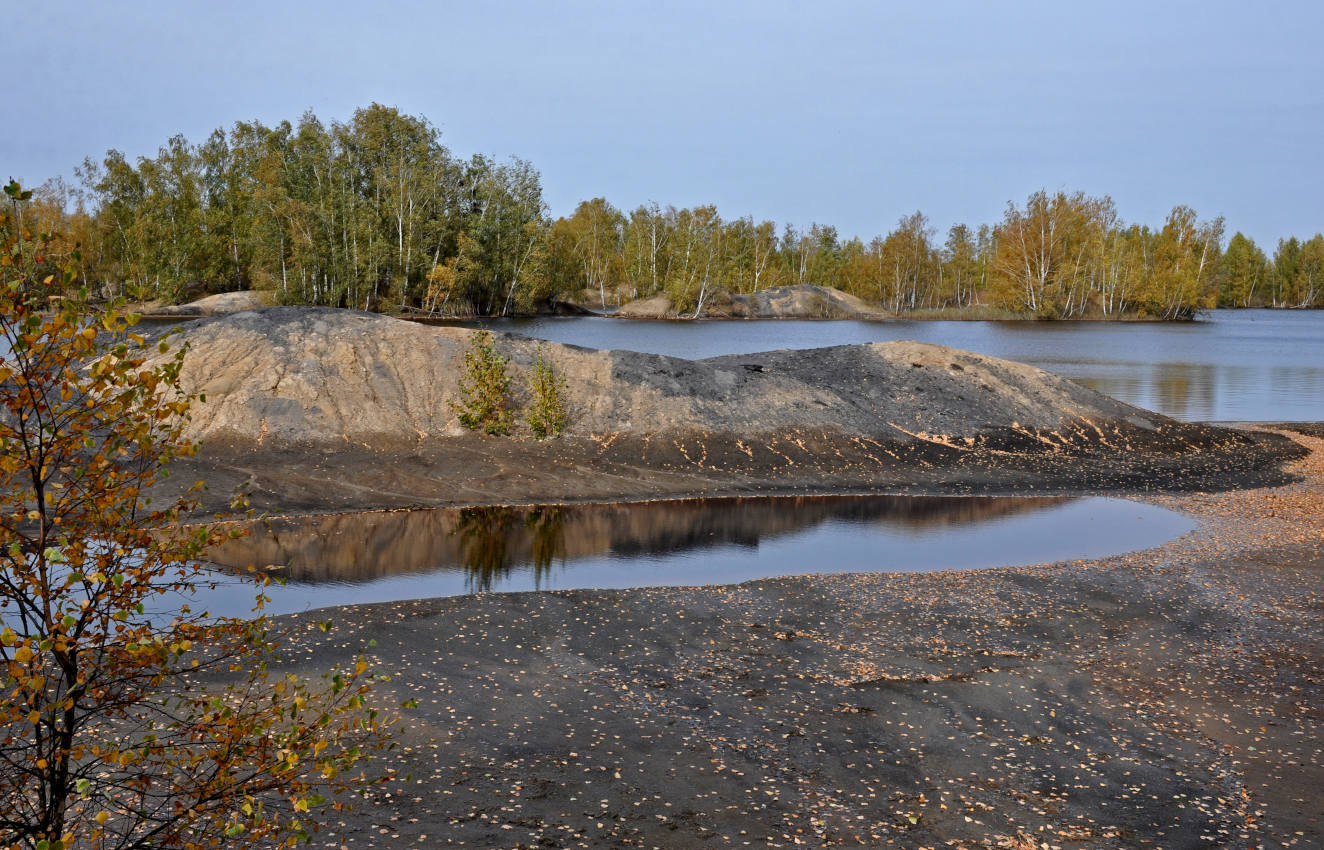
254;426;1323;849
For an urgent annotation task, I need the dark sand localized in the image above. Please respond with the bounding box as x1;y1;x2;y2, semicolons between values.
246;427;1323;849
177;423;1300;517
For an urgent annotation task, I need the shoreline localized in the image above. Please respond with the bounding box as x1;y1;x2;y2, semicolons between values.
248;426;1321;848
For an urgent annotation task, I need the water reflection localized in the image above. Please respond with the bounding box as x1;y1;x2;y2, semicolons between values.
199;493;1194;612
453;505;567;592
1152;363;1218;422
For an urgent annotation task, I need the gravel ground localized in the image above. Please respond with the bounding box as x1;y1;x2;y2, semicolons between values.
259;426;1323;849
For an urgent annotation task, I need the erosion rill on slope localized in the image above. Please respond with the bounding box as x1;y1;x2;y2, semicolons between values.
150;307;1303;514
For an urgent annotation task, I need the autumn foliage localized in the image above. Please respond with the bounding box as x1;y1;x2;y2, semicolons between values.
0;180;385;850
30;102;1315;319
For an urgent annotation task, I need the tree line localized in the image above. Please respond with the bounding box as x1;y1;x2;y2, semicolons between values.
12;103;1323;318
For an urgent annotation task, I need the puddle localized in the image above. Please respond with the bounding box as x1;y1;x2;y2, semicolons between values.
199;494;1194;616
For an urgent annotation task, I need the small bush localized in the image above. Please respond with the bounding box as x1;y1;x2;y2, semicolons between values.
451;330;513;435
526;347;569;439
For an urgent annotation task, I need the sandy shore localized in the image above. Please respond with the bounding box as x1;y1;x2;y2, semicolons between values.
244;425;1323;849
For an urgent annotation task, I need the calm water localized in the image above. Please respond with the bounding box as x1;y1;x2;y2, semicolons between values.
199;494;1194;616
466;309;1324;423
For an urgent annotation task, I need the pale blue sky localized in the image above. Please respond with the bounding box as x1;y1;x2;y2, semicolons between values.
8;1;1322;247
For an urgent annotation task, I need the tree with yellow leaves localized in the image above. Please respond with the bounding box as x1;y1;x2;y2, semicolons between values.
987;190;1106;318
1137;206;1223;319
0;181;385;850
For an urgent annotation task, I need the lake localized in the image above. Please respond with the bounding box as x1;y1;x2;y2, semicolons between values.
465;309;1324;423
199;494;1194;616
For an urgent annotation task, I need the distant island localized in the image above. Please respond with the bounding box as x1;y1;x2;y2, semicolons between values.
17;104;1323;322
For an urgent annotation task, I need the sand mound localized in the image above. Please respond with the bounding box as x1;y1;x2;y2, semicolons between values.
147;290;275;317
158;307;1171;449
614;285;887;320
613;294;674;319
732;285;886;319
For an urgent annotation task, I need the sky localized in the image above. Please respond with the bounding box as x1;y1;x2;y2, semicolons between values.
7;0;1322;247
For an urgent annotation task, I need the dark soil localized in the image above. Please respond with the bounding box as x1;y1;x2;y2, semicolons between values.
241;428;1324;849
173;424;1302;518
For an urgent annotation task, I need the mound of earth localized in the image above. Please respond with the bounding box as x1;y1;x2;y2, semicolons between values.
731;284;886;319
161;306;1162;446
614;284;886;320
151;307;1300;512
613;293;675;319
144;290;275;317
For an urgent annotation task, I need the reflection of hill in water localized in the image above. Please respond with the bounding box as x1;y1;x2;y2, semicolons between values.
204;495;1069;588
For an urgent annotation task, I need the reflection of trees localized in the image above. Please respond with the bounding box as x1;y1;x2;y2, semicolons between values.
451;505;566;592
205;494;1072;591
526;507;566;581
453;507;516;592
1153;363;1217;421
